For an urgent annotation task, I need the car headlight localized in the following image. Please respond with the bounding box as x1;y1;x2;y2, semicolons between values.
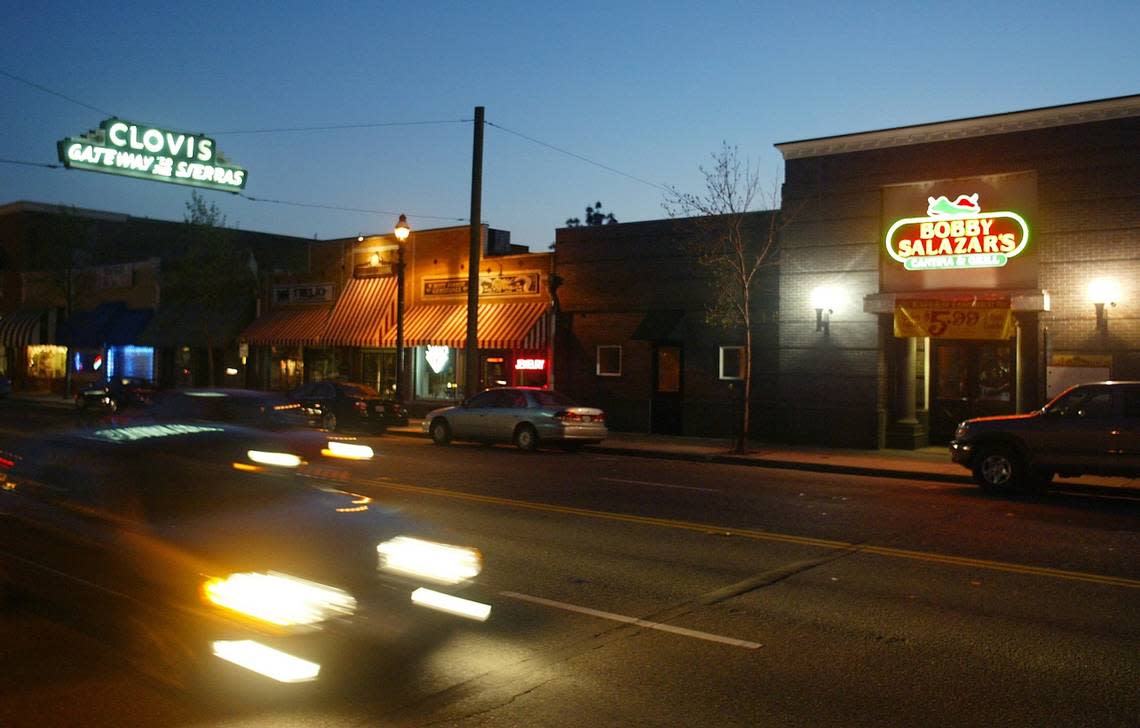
954;422;970;440
203;572;356;626
322;440;374;460
377;536;482;585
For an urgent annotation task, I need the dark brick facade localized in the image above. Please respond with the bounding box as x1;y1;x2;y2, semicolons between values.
776;97;1140;448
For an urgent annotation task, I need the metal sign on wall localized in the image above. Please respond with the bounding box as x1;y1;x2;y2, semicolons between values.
423;271;541;298
894;297;1016;340
58;118;248;192
273;283;334;305
881;172;1037;294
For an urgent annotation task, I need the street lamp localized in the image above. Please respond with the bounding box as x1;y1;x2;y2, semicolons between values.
393;214;410;403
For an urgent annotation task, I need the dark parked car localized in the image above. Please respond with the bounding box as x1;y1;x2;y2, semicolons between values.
423;387;607;451
291;381;408;433
146;389;310;431
950;381;1140;493
0;423;490;690
75;377;156;412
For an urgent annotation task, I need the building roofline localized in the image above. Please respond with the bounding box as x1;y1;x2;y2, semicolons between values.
775;94;1140;160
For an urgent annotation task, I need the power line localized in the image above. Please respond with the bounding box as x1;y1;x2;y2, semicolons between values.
0;158;62;169
209;119;470;135
485;120;671;193
238;193;467;223
1;69;115;117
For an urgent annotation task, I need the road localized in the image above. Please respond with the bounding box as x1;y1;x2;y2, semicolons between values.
1;403;1137;727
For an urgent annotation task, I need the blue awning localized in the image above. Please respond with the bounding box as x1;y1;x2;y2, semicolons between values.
59;302;154;348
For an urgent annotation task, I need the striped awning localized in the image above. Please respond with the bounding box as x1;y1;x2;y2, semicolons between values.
0;309;44;346
388;301;550;349
240;305;331;346
323;277;397;347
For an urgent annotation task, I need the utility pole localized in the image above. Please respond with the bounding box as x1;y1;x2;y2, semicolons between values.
465;105;484;399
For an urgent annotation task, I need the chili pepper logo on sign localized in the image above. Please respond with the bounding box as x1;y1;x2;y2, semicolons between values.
885;194;1029;271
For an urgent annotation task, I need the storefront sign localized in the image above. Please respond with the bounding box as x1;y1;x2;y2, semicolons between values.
57;118;248;192
273;283;334;305
514;358;545;371
423;271;541;298
885;194;1029;271
894;297;1016;340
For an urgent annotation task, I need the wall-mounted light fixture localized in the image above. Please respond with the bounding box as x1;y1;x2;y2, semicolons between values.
1088;277;1121;333
810;286;841;336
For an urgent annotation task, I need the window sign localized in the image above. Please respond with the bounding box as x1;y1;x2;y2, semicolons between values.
886;194;1029;271
58;118;248;192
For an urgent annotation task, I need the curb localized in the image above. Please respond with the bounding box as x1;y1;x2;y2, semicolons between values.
387;427;1139;498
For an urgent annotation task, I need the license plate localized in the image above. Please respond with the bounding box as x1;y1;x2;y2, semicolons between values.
374;404;385;413
582;415;592;423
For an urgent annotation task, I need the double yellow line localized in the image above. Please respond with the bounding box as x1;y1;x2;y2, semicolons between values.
365;479;1140;589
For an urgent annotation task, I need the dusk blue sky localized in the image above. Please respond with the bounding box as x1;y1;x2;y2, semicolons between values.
3;1;1138;249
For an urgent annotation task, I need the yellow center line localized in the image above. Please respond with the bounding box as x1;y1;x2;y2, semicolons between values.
363;479;1140;589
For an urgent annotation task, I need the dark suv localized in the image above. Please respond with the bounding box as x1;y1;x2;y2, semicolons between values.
950;381;1140;493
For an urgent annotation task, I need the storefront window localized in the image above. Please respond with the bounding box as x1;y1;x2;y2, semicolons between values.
512;353;547;388
270;346;303;391
305;348;336;382
482;353;509;388
719;346;744;380
362;349;397;398
27;345;67;379
415;345;462;400
107;345;155;381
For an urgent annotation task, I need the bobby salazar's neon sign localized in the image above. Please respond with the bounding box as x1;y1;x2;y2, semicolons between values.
885;194;1029;271
58;118;248;193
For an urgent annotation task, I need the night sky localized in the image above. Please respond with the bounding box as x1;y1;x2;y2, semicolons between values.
3;1;1137;248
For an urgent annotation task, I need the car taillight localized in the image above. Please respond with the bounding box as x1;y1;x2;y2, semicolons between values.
354;400;368;412
556;410;603;423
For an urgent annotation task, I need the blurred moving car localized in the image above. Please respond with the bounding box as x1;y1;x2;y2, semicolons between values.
0;423;490;690
292;381;408;433
75;377;156;412
950;381;1140;493
147;389;310;431
423;387;607;451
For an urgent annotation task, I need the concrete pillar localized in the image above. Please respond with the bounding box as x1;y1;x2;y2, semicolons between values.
886;335;927;449
900;336;918;424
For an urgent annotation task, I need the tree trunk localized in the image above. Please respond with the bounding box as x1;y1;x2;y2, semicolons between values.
736;286;753;454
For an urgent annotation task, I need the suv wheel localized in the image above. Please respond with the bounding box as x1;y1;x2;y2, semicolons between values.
973;446;1023;492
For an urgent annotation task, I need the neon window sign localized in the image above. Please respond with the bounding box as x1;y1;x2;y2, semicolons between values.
885;194;1029;271
514;358;545;371
57;118;248;192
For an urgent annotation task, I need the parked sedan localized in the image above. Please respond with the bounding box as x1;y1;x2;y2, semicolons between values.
292;381;408;433
75;376;156;412
0;423;490;691
423;387;607;451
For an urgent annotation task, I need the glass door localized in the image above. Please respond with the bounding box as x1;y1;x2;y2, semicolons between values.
930;340;1014;442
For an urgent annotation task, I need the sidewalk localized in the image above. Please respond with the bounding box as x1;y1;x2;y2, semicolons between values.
388;419;1140;496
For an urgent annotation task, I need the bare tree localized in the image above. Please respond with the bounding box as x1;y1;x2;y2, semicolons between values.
163;192;255;386
663;143;780;452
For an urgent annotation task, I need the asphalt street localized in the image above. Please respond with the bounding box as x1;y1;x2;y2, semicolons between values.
0;403;1137;727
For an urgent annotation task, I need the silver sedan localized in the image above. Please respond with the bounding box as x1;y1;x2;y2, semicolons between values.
422;387;607;451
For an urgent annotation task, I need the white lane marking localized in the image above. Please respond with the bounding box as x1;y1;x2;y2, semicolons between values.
598;476;718;493
499;591;761;650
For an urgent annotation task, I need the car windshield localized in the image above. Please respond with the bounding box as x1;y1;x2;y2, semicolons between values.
530;390;576;407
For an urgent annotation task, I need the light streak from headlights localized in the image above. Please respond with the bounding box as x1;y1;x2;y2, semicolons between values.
411;588;492;621
211;640;321;683
247;450;302;468
203;572;356;626
323;441;374;460
377;536;482;584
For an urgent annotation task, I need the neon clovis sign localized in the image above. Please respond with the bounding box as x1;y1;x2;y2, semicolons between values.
57;118;248;192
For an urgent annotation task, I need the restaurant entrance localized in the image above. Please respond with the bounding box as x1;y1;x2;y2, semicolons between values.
930;339;1016;442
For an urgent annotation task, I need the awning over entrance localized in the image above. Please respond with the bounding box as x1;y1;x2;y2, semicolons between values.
59;302;154;348
241;305;331;347
389;301;549;349
0;309;45;346
323;277;397;347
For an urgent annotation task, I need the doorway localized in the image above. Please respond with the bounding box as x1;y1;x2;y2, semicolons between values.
930;340;1015;442
651;344;683;434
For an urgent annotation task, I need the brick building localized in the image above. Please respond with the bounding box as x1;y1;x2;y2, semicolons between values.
774;94;1140;448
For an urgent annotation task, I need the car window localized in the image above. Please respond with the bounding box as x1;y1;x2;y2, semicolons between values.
530;390;576;408
1121;388;1140;419
503;391;527;408
1050;387;1113;419
292;383;315;398
337;382;380;398
466;391;500;409
316;382;336;398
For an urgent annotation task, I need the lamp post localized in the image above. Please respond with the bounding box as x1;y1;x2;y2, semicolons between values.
393;214;410;404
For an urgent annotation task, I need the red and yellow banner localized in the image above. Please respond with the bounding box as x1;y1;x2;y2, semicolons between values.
894;298;1015;340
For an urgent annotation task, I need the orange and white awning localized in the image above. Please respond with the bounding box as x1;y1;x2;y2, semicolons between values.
387;301;549;350
323;277;398;347
241;305;331;346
